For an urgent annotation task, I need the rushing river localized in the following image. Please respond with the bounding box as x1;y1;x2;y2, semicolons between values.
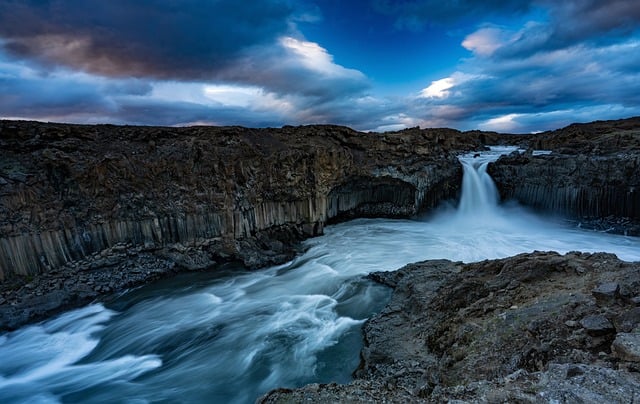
1;147;639;403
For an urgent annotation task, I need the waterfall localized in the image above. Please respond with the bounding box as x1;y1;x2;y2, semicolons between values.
457;146;517;215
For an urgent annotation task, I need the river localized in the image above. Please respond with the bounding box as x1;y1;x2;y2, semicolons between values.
1;147;639;403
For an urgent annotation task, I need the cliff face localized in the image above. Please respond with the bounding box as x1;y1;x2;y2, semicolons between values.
0;121;499;284
490;118;640;234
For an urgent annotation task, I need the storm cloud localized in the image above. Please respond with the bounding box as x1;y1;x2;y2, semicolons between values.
0;0;298;79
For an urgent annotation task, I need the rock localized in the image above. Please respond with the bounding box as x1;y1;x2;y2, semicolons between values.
580;315;615;336
611;333;640;362
592;282;620;304
265;252;640;402
614;308;640;333
489;118;640;235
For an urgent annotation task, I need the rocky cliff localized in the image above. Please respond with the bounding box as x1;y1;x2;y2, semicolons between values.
490;117;640;235
262;252;640;403
0;120;521;328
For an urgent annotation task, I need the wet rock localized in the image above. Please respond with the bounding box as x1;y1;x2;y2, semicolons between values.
580;315;615;336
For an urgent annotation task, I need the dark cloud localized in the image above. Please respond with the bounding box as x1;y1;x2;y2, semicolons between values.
0;73;112;118
0;0;298;79
0;0;370;109
547;0;640;42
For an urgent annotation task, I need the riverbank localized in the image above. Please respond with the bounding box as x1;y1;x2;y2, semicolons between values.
261;251;640;403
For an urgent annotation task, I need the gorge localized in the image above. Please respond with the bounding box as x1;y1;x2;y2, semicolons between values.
1;118;639;402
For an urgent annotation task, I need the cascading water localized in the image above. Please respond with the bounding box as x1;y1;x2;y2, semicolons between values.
457;147;508;214
1;147;640;403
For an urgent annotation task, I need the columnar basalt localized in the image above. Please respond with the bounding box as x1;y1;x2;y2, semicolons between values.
489;118;640;234
0;122;494;286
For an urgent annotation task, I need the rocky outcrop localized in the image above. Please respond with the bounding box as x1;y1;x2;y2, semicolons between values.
489;118;640;235
262;251;640;403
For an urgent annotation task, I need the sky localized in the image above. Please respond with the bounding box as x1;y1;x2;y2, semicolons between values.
0;0;639;133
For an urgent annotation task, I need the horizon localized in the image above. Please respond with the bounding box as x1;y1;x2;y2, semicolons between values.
1;1;639;133
2;114;640;136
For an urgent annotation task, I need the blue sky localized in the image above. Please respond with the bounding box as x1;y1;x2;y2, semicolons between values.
1;0;639;133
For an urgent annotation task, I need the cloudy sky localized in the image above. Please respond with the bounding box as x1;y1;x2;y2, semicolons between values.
1;0;639;132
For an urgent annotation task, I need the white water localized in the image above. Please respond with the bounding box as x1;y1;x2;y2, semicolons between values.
1;147;639;403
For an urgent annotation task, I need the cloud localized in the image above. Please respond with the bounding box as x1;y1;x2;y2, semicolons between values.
0;0;298;79
406;0;640;132
217;36;368;100
419;73;479;99
462;27;514;56
547;0;640;42
0;1;372;129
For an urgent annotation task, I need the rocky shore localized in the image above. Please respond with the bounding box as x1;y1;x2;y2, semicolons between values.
261;251;640;403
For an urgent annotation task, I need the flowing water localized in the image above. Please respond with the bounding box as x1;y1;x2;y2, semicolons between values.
1;147;639;403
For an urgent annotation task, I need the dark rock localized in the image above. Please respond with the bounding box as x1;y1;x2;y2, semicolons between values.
488;118;640;235
0;120;490;283
265;252;640;403
614;308;640;333
611;333;640;362
580;315;615;336
592;282;620;304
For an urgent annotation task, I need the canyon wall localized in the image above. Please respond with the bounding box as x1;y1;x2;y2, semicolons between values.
0;122;493;282
490;118;640;234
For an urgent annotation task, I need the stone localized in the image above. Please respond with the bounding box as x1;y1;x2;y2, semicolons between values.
580;315;615;336
592;282;620;304
611;333;640;362
614;308;640;333
263;252;640;403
